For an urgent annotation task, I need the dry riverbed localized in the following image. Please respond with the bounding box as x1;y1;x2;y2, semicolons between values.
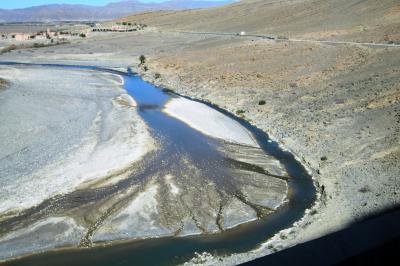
0;65;155;260
0;62;294;263
0;6;399;262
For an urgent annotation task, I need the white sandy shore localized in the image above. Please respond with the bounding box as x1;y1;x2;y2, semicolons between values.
0;217;85;261
0;66;154;215
164;97;259;147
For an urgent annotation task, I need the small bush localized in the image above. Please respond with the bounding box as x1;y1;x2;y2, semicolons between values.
122;22;127;26
236;110;245;115
33;43;43;48
139;55;146;65
143;66;148;72
79;33;86;38
162;88;174;93
258;100;266;105
320;156;328;161
359;186;371;193
0;78;7;89
154;73;161;79
1;44;17;54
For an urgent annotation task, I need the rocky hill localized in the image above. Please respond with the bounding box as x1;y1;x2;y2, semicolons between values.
121;0;400;42
0;0;232;22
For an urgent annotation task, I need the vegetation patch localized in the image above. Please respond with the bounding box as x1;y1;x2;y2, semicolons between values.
0;41;69;54
1;44;17;54
258;100;266;105
0;78;8;90
139;55;146;65
359;185;371;193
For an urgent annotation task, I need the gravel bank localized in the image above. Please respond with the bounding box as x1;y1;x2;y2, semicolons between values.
0;66;154;214
164;97;259;147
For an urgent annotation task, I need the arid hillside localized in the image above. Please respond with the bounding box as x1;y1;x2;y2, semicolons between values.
121;0;400;42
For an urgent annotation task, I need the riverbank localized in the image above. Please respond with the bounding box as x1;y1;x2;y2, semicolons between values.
1;31;398;264
1;63;313;265
138;41;400;263
0;0;398;262
0;65;155;260
164;97;259;147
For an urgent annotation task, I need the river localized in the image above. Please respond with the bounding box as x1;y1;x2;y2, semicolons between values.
0;62;315;265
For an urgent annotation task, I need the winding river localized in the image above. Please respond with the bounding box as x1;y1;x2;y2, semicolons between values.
0;62;315;265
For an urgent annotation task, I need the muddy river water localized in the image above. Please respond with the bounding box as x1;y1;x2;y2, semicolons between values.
0;62;315;265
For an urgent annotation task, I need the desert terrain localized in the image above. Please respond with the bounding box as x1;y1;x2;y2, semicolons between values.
0;0;399;264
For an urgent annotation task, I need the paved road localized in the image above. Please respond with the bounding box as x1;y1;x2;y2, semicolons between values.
175;30;400;48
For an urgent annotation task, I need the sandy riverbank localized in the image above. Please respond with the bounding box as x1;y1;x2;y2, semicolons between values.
0;62;293;263
0;66;154;213
0;66;155;260
164;97;258;147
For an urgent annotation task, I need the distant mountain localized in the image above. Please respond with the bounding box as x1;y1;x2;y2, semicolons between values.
0;0;233;22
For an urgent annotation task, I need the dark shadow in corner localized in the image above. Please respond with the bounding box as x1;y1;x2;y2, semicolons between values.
242;206;400;266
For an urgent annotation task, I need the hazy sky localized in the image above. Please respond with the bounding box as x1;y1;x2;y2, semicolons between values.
0;0;222;9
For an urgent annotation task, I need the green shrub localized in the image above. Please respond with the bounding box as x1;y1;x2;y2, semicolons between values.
236;109;245;115
143;66;148;71
154;73;161;79
139;55;146;65
1;44;17;54
359;186;370;193
0;78;7;89
79;33;86;38
33;43;43;48
258;100;266;105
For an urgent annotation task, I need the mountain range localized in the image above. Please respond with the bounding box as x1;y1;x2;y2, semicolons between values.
0;0;233;22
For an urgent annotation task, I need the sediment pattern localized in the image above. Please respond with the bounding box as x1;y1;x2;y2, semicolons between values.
0;65;289;261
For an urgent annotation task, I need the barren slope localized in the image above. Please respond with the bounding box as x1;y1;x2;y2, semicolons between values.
121;0;400;42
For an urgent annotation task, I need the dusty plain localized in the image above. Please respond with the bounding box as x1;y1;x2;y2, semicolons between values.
0;0;399;264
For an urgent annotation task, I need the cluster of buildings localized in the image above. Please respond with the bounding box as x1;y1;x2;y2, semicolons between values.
0;22;147;42
0;28;87;42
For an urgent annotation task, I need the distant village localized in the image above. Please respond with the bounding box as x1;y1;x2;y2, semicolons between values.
0;22;147;42
1;28;84;42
